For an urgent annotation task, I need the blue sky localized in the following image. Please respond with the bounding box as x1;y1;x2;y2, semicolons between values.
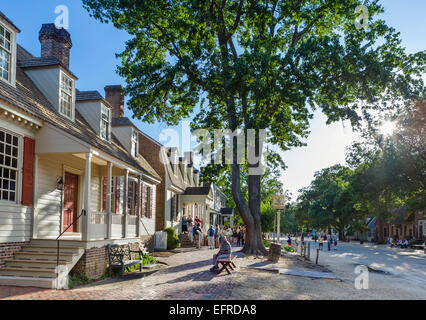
2;0;425;199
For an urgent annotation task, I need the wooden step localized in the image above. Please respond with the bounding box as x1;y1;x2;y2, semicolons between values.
0;267;57;278
21;245;81;254
5;259;67;269
30;238;83;247
15;252;74;262
0;276;56;289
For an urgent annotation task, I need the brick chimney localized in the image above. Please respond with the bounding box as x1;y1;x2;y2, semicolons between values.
39;24;72;69
104;85;125;118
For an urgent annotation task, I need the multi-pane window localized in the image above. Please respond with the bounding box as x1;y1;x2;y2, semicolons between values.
110;177;116;213
0;130;19;202
0;25;11;82
131;130;138;158
127;180;138;215
60;72;74;119
101;105;110;141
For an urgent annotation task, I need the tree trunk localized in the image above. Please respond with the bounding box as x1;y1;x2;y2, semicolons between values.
230;164;267;255
245;173;268;255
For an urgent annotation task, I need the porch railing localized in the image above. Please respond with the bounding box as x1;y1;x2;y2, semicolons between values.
56;209;86;273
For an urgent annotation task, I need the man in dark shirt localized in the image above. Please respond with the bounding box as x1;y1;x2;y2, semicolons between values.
210;236;232;272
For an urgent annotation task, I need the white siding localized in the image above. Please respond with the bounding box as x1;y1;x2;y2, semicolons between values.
35;157;62;238
0;205;32;243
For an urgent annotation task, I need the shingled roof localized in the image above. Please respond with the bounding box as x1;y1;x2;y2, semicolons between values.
18;56;78;79
0;45;160;181
183;185;212;196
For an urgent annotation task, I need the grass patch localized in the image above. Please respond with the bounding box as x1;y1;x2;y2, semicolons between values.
282;245;295;252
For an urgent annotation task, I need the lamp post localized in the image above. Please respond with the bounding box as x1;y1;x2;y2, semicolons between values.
272;194;286;244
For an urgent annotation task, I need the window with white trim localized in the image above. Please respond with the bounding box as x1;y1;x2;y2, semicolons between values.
0;24;12;82
131;129;138;158
59;72;74;120
127;179;136;215
100;104;110;141
0;129;19;203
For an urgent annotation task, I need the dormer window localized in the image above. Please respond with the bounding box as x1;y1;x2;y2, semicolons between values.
59;72;74;120
100;104;111;141
131;129;138;158
0;25;12;82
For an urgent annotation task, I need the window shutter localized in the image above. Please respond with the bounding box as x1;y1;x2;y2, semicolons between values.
175;194;179;222
141;184;145;218
22;137;35;206
102;176;107;212
170;192;174;221
134;181;138;216
149;186;153;219
115;177;120;214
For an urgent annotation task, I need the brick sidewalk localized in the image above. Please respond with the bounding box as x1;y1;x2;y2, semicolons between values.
0;246;242;300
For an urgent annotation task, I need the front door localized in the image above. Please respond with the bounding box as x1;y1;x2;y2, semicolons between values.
63;172;79;232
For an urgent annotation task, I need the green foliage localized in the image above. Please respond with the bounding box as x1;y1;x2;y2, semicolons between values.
263;240;271;248
282;245;295;252
164;227;181;250
68;272;95;289
82;0;425;250
295;165;367;240
125;253;158;273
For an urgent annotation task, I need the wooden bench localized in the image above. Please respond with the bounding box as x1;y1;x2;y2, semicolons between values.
411;244;425;251
107;243;148;277
216;255;237;275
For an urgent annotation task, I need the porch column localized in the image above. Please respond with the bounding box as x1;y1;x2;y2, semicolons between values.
123;169;129;238
137;174;142;237
106;161;113;239
82;152;92;241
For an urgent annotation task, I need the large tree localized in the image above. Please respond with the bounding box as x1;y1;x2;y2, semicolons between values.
83;0;425;254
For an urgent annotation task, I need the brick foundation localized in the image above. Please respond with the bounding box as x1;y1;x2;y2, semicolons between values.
0;242;29;267
72;235;155;279
72;246;108;279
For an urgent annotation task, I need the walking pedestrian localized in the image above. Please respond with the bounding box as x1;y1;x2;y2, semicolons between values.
237;228;243;246
208;225;215;249
182;215;187;234
333;234;338;250
327;234;331;251
318;234;323;250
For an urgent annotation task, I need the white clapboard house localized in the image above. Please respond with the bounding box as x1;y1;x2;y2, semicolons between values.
0;13;161;289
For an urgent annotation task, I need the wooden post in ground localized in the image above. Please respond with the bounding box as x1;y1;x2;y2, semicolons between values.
316;249;319;264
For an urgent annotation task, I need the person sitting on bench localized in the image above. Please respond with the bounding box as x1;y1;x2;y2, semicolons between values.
210;236;232;272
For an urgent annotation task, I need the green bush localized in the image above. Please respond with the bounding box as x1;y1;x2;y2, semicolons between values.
282;245;295;252
125;253;158;273
164;227;181;250
263;240;271;248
